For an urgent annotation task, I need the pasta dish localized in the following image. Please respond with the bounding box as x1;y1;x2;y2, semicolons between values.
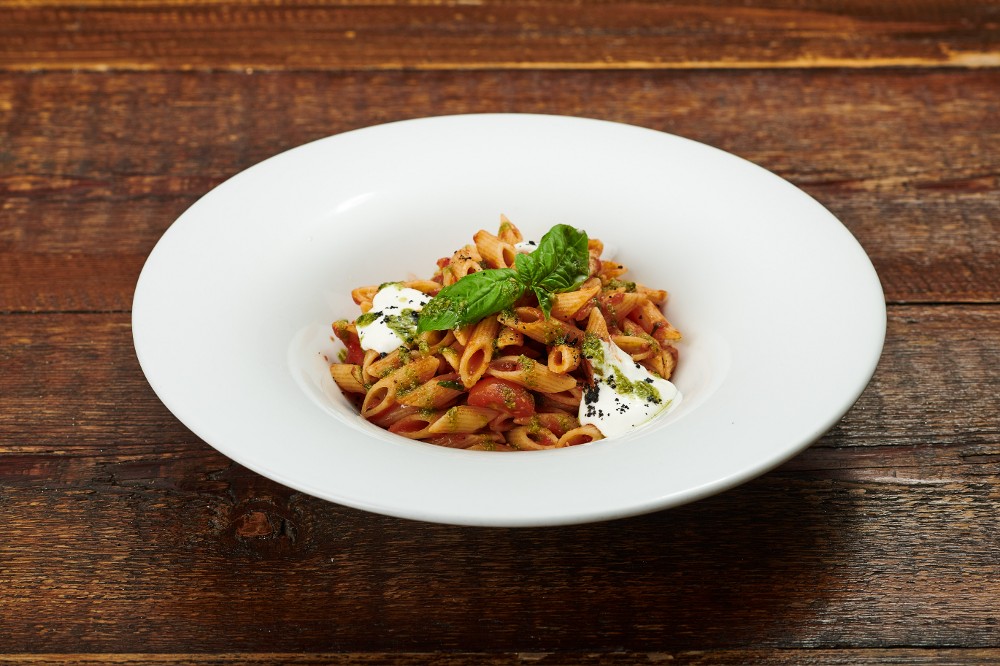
328;217;682;451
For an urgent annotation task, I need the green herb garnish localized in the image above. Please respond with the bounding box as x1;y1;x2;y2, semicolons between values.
437;380;465;391
417;224;589;332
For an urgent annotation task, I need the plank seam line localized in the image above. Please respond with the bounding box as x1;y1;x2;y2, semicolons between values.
2;62;1000;75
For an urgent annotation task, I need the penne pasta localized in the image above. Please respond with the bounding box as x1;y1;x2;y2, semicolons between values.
361;356;440;419
496;326;524;349
459;315;501;388
488;355;578;393
630;298;682;343
557;424;605;447
330;220;681;451
498;307;583;345
402;279;443;296
539;387;583;411
329;363;367;394
442;244;483;286
514;410;580;437
547;343;581;374
396;372;466;410
388;410;443;439
597;291;646;326
351;285;378;305
428;405;498;434
438;345;464;372
497;214;523;245
429;432;508;450
637;284;668;305
506;425;562;450
550;277;602;321
474;229;518;269
584;307;611;340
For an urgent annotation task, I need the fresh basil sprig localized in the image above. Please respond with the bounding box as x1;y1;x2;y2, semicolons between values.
417;224;590;333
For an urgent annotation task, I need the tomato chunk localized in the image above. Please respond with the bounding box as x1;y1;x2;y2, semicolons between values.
467;377;535;418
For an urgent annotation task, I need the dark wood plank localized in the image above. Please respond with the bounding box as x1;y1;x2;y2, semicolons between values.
2;69;998;311
0;306;997;651
1;1;999;71
2;306;998;458
3;431;1000;652
3;650;1000;665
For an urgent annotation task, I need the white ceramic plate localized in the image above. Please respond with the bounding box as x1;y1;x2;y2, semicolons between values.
133;114;885;527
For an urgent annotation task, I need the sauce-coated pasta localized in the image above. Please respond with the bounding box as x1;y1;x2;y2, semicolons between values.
329;217;681;451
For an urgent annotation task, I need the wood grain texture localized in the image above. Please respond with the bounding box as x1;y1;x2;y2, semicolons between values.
4;651;1000;665
2;69;998;312
2;307;998;456
2;1;999;659
0;307;998;652
1;1;999;71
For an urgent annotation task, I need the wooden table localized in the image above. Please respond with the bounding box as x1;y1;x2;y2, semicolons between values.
2;2;998;663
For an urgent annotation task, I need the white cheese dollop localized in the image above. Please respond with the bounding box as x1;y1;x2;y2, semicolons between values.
356;284;432;355
579;337;681;438
514;240;538;253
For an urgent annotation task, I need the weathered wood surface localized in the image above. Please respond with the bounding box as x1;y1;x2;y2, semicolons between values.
2;0;999;661
4;652;1000;666
1;307;998;653
2;1;999;71
2;69;998;312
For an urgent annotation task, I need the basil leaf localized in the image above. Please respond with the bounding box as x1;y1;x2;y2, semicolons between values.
514;224;590;317
417;268;524;332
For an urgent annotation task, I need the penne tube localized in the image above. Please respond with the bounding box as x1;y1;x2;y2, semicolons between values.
639;353;666;378
488;412;517;433
438;344;464;372
547;343;581;374
428;432;508;450
588;238;604;256
584;307;611;341
630;299;682;343
397;372;465;410
474;229;518;269
402;279;443;296
388;410;443;439
442;244;483;285
498;307;583;345
598;259;629;280
416;329;456;356
351;285;378;305
452;324;475;347
361;356;441;419
514;411;580;438
468;441;518;452
497;214;523;244
611;334;655;361
505;425;561;450
428;405;498;434
459;315;500;388
538;387;583;411
488;355;578;393
598;291;645;325
367;404;421;429
637;284;668;305
550;277;602;321
366;348;408;379
496;326;524;349
360;349;384;384
660;345;679;380
557;424;605;447
587;253;602;278
329;363;367;394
